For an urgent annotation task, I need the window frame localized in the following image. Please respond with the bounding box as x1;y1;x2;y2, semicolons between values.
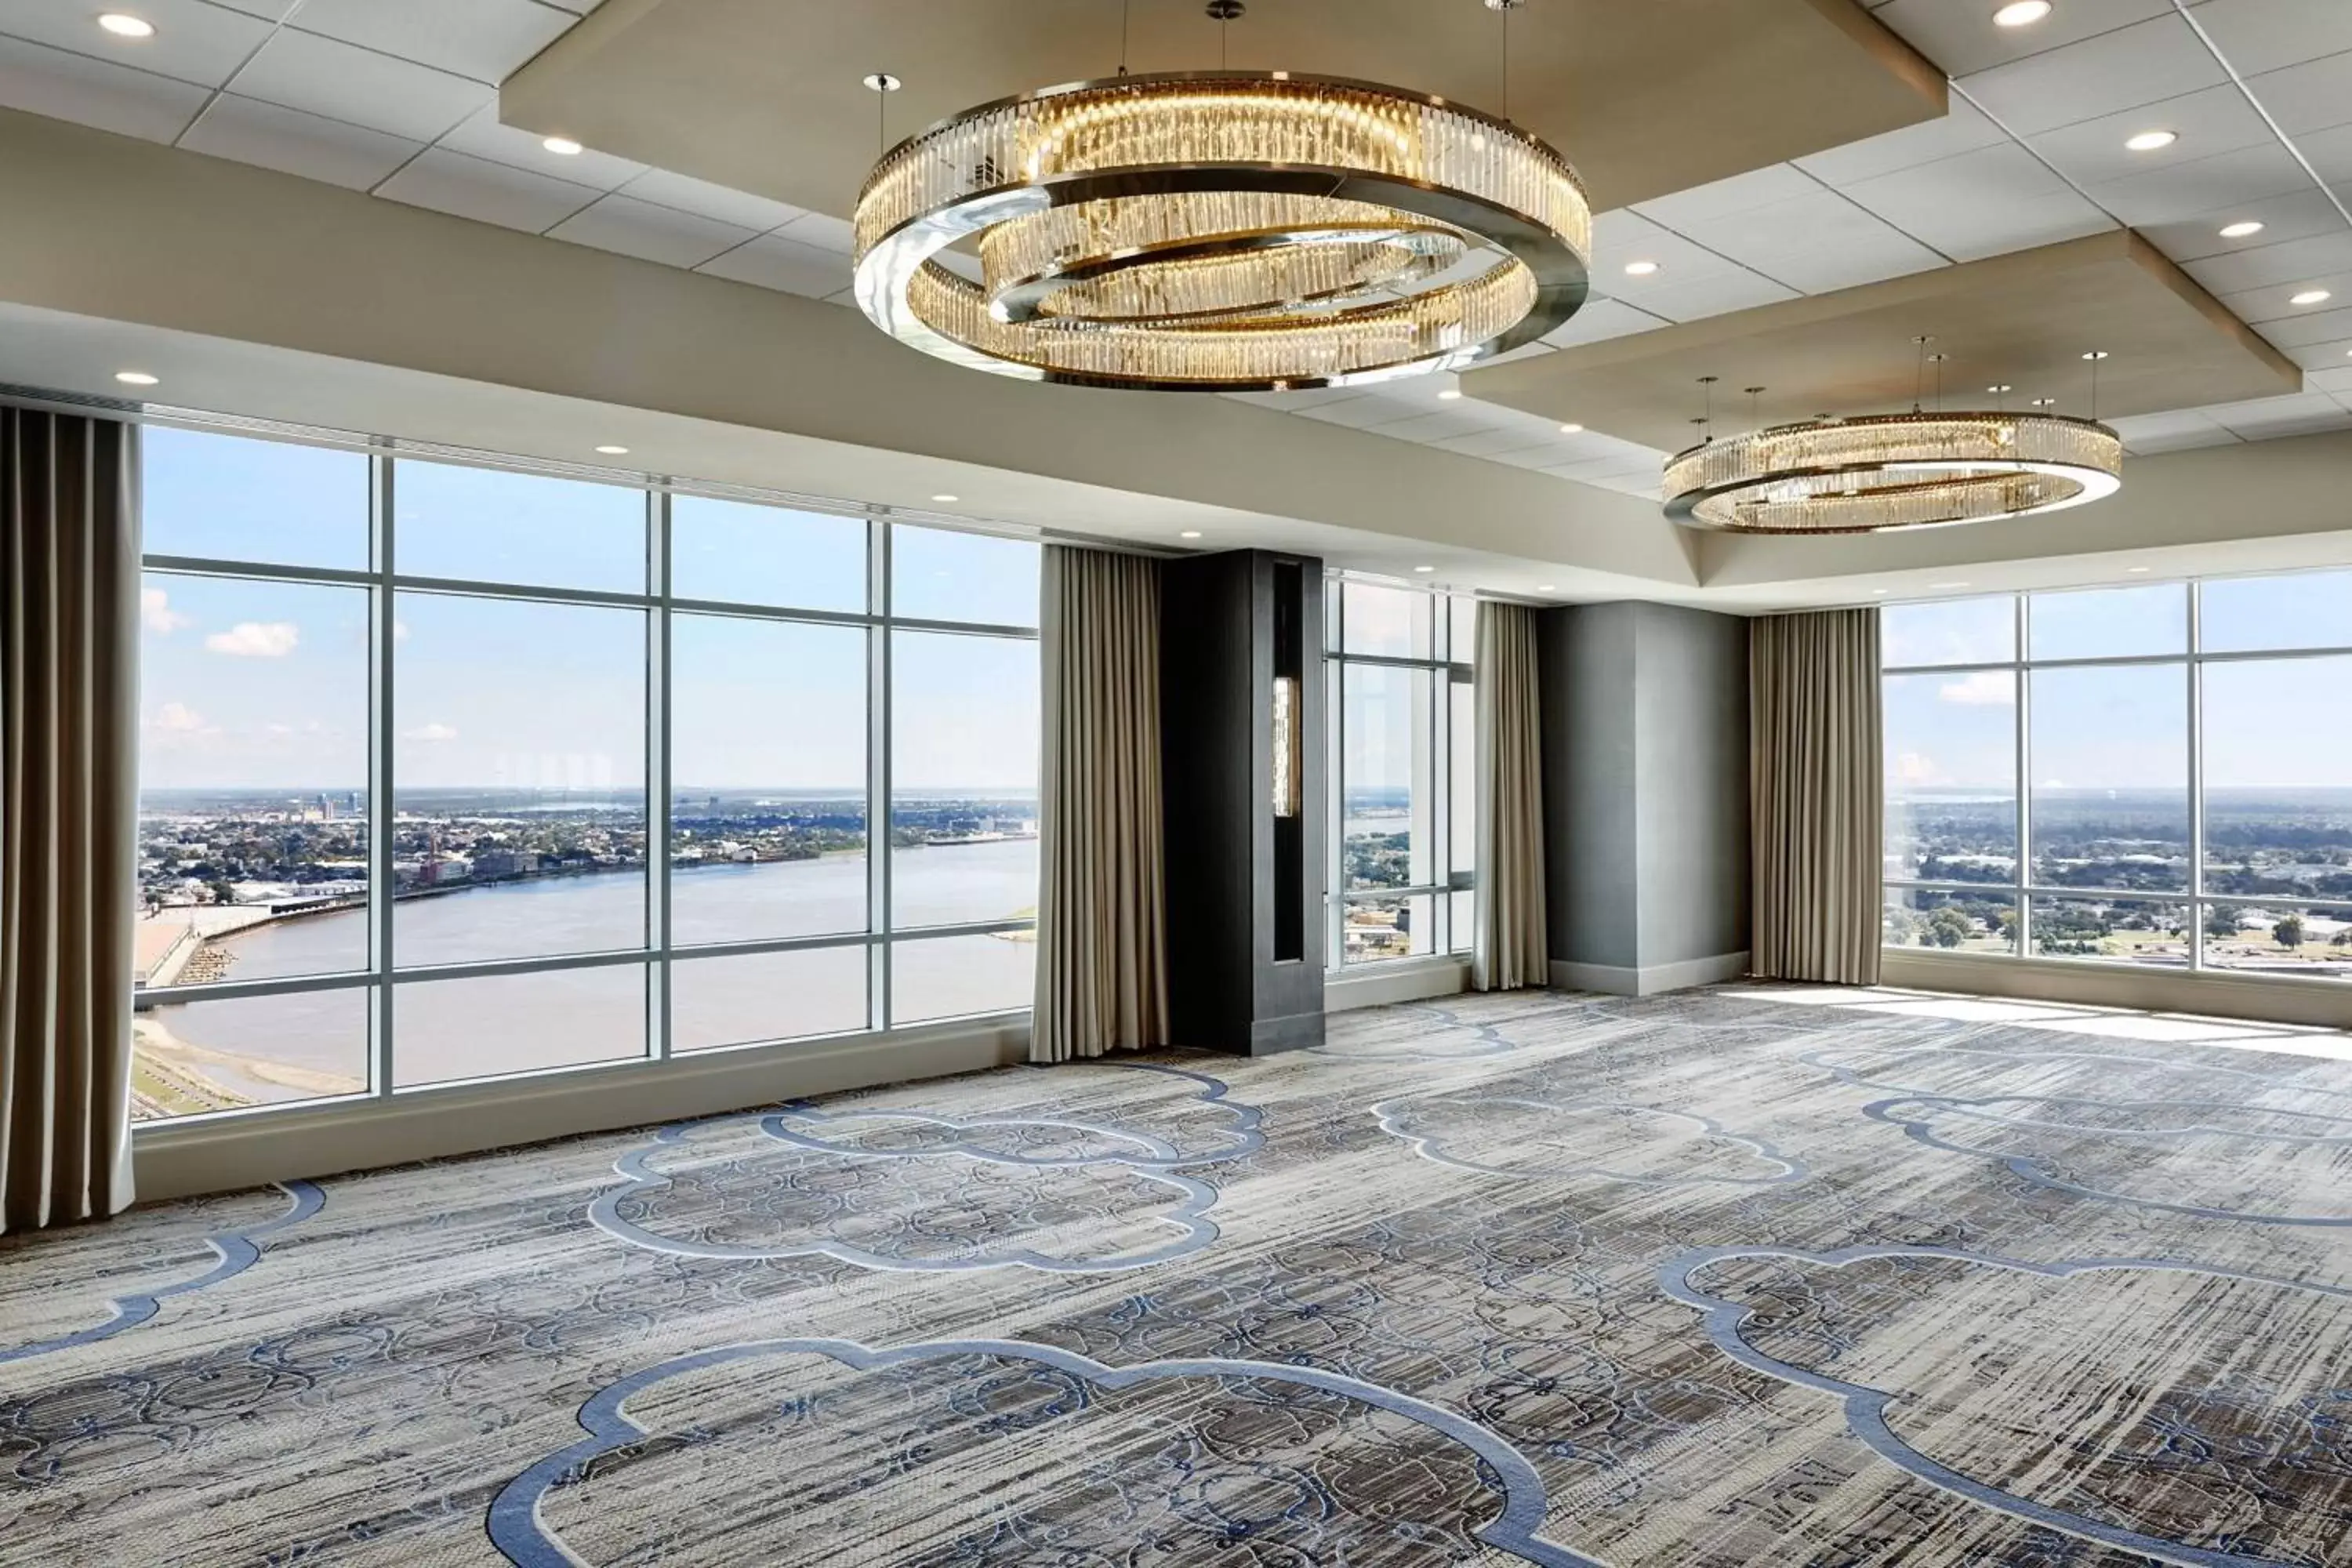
132;421;1040;1131
1323;575;1475;969
1882;575;2352;978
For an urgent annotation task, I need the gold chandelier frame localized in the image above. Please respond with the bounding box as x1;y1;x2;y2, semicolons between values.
851;71;1592;391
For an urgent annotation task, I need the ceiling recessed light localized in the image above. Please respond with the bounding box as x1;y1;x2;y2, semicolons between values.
1537;584;1555;591
2291;289;2332;306
1871;588;1889;596
1437;388;1463;400
113;370;158;386
1930;581;1971;590
2081;350;2109;361
1413;565;1435;573
1559;422;1584;434
1987;383;2013;394
862;71;902;93
1992;0;2052;26
1180;530;1203;539
2127;566;2151;574
2030;397;2058;408
96;13;153;38
2218;220;2266;239
2125;130;2177;152
594;445;629;456
1623;260;1660;277
542;136;583;155
931;493;959;503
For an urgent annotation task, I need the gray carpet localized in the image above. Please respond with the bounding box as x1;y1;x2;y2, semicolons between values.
5;982;2352;1566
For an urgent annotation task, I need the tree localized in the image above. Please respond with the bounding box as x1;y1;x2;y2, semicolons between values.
2273;914;2305;950
1927;906;1973;949
207;879;237;906
2204;906;2241;941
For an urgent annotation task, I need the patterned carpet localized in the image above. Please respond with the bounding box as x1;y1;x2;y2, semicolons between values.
6;982;2352;1566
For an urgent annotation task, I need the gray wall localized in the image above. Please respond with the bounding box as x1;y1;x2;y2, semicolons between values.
1539;601;1751;989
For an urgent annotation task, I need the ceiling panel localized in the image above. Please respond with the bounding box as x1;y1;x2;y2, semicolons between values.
1757;227;1951;292
375;145;601;233
1657;187;1923;273
2220;269;2352;322
1632;270;1804;323
546;192;759;268
2132;186;2350;260
288;0;575;85
616;167;805;233
1841;142;2118;257
2190;0;2352;77
435;102;645;190
501;0;1944;218
1539;297;1672;348
1465;231;2302;448
2024;83;2276;188
178;93;423;191
1630;163;1824;230
0;0;270;89
1795;92;2012;186
2183;230;2352;294
233;28;491;143
1868;0;2172;79
1959;15;2223;136
2198;389;2352;437
2082;141;2321;225
0;32;206;143
2244;49;2352;136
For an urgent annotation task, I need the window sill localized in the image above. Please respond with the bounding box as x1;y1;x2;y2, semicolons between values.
1879;948;2352;1030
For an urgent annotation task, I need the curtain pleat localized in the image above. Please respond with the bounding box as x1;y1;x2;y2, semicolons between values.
1472;601;1547;990
2;407;139;1234
1749;607;1882;985
1031;546;1169;1062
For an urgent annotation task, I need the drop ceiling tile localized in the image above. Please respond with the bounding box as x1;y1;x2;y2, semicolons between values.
203;0;301;16
2108;407;2238;441
0;32;207;142
375;145;600;232
0;0;270;87
2192;0;2352;77
1871;0;2172;79
1426;428;1563;459
1664;187;1911;270
2296;120;2352;183
178;93;421;190
546;192;758;268
1538;297;1670;347
2184;230;2352;294
1756;228;1950;292
615;168;805;232
1479;341;1557;368
433;103;644;189
2250;299;2352;345
2024;83;2277;188
1959;16;2224;136
1840;143;2114;256
233;28;490;142
288;0;576;85
539;0;608;11
1632;164;1821;230
1353;408;1494;443
2310;363;2352;391
2199;390;2352;435
1291;397;1421;430
2222;268;2352;321
2080;141;2319;224
1796;95;2012;187
1592;209;1745;283
2136;186;2350;259
2244;49;2352;136
773;211;855;253
1629;268;1802;322
1543;454;1659;483
695;232;850;297
2285;336;2352;370
2124;424;2245;452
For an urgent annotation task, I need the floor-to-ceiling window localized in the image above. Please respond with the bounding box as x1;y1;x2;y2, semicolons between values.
1880;571;2352;980
132;423;1039;1123
1323;579;1475;966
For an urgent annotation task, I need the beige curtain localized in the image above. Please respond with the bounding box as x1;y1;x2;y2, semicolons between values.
1032;545;1169;1062
1751;607;1882;985
2;407;139;1234
1472;601;1547;990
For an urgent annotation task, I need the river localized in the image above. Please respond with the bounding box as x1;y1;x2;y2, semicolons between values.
143;839;1038;1110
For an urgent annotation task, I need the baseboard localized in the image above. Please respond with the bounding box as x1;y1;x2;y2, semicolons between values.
1324;956;1472;1012
132;1014;1032;1203
1881;950;2352;1030
1549;950;1750;997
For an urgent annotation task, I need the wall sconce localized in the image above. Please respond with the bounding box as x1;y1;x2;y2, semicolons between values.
1270;675;1301;818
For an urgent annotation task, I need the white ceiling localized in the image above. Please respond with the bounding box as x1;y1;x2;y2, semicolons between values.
0;0;2348;495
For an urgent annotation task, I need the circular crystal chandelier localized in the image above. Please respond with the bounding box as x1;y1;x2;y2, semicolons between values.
1661;411;2124;535
851;70;1592;391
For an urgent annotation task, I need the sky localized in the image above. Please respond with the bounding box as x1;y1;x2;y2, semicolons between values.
1883;586;2352;793
138;426;1041;797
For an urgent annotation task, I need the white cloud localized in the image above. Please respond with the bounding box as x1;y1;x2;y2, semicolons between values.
205;621;300;658
151;701;209;733
402;721;459;743
1894;750;1945;786
1936;671;2013;706
141;588;191;633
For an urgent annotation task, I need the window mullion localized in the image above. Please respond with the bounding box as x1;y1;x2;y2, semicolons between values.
650;488;673;1058
370;449;396;1099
